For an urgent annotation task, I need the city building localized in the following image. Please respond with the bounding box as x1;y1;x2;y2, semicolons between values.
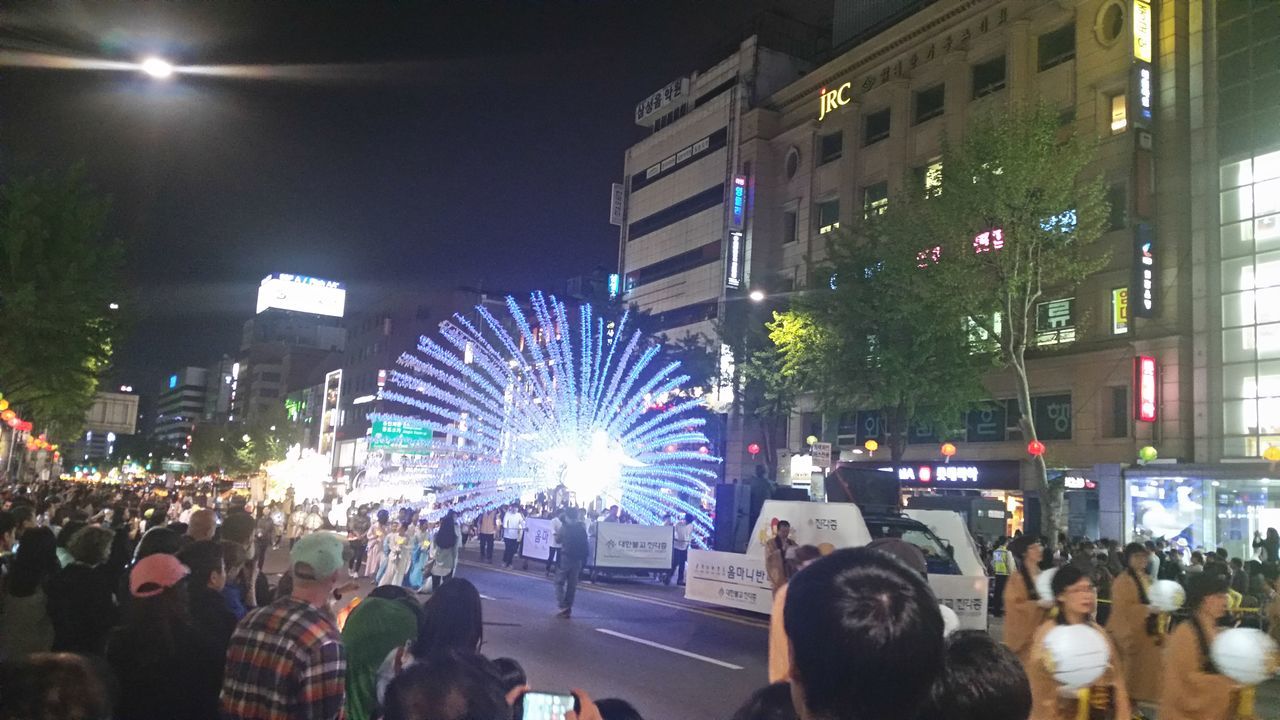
204;355;236;424
151;367;207;455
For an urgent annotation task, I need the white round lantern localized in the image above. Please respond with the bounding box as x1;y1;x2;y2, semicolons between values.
939;603;960;637
1043;623;1111;693
1210;628;1279;686
1036;567;1058;608
1147;580;1185;613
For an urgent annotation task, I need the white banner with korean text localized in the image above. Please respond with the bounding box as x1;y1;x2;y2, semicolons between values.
593;523;673;570
520;518;554;562
684;549;773;614
929;574;989;631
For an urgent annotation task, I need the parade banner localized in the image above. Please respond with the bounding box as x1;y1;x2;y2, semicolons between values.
521;518;554;561
746;500;873;557
593;522;673;570
684;549;773;614
929;574;989;630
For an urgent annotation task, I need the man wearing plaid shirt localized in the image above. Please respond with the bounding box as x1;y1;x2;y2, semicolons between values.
221;532;348;720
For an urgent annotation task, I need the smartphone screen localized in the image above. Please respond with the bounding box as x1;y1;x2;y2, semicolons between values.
521;691;575;720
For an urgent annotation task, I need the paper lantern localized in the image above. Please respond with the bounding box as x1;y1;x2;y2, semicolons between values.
1027;440;1046;456
1;410;15;423
1265;446;1280;463
747;443;761;456
5;417;16;428
0;399;9;412
939;603;960;637
1211;628;1279;686
1138;445;1158;463
806;435;818;446
940;442;957;458
1036;567;1058;608
864;439;879;453
1148;580;1185;613
1043;624;1112;692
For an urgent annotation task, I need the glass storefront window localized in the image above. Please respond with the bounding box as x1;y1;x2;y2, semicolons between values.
1127;475;1280;561
1128;476;1205;546
1222;158;1253;189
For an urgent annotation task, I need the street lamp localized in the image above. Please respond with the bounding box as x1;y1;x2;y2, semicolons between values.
241;434;251;443
140;57;174;79
748;290;766;302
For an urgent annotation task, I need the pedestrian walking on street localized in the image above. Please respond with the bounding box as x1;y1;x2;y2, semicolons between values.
501;504;524;568
665;513;693;586
425;511;459;593
220;532;348;720
545;510;562;576
555;507;589;618
476;509;497;563
365;509;390;580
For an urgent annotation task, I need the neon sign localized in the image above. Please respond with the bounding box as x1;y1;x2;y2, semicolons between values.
1134;355;1157;422
726;231;743;288
731;175;747;230
818;82;853;121
1133;0;1153;62
1133;223;1156;317
974;228;1004;253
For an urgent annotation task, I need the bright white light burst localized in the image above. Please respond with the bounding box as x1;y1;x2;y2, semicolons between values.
370;292;718;543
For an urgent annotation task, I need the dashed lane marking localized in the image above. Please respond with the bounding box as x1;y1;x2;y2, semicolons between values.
594;628;745;670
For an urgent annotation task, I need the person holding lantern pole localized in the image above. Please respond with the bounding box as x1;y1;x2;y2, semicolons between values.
1158;572;1241;720
1026;565;1130;720
1105;542;1165;705
1004;534;1049;665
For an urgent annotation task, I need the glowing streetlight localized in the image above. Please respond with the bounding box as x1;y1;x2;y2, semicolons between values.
140;57;174;79
241;434;251;443
749;290;766;302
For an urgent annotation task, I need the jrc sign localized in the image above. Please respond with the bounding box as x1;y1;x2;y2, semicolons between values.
1134;355;1157;422
818;82;853;121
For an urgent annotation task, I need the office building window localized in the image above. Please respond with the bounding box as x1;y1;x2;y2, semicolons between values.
914;84;945;124
782;208;799;244
817;199;840;234
1038;23;1076;71
921;158;943;198
972;55;1007;98
1105;386;1129;438
1107;182;1128;231
819;131;843;165
864;108;891;145
1109;92;1128;134
863;182;888;219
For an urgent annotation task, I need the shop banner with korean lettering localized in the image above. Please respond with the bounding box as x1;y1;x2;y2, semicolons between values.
684;549;774;614
521;518;554;562
593;523;673;570
746;500;873;557
929;574;989;631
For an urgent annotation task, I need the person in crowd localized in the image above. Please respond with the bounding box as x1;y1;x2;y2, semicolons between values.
989;536;1012;617
1159;572;1241;720
348;504;371;575
187;507;217;542
222;498;256;546
219;539;252;619
342;593;423;720
426;511;460;593
596;698;644;720
379;519;414;587
1002;534;1047;664
764;520;799;590
221;531;348;720
8;505;37;541
0;526;57;660
365;508;390;579
665;512;694;586
306;504;326;534
1229;557;1249;595
45;524;117;655
0;511;16;573
914;630;1031;720
106;553;224;720
178;539;238;652
1105;542;1163;705
555;507;590;619
501;503;525;568
380;651;511;720
255;505;277;570
408;517;433;589
0;651;113;720
731;682;799;720
784;547;944;720
377;578;484;703
767;545;823;683
1025;565;1130;720
476;508;498;563
546;509;562;577
288;503;308;548
1254;527;1280;563
53;520;86;567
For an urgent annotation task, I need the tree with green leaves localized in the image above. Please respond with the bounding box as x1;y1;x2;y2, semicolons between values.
767;189;991;462
921;103;1110;540
0;166;124;438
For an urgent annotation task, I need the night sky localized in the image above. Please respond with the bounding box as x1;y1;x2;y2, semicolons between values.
0;1;794;395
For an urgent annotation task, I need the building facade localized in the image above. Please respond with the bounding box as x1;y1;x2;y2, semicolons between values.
152;366;209;453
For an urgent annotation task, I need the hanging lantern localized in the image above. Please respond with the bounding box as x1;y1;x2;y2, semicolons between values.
0;399;9;412
1;410;14;423
864;439;879;453
1027;440;1046;457
940;442;957;460
5;417;16;429
1138;445;1158;463
806;435;818;446
747;442;761;456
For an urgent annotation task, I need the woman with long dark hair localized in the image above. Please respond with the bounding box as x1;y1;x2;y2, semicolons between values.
1105;542;1164;704
376;577;483;704
1025;565;1130;720
1158;572;1240;720
1002;534;1048;664
425;511;459;593
0;527;58;660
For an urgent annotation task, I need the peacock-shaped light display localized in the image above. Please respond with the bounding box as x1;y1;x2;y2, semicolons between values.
368;292;718;542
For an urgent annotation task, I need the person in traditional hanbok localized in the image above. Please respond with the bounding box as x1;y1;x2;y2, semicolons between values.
1105;542;1165;705
407;518;433;589
379;521;414;587
364;509;390;580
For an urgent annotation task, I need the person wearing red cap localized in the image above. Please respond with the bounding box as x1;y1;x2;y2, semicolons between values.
105;553;225;720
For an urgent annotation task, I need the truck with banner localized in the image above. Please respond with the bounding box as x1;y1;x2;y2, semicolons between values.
685;499;989;630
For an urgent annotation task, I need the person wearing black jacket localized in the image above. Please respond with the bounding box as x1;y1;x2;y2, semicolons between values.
554;508;590;619
46;525;118;654
177;540;238;654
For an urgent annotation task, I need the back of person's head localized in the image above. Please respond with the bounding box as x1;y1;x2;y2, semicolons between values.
784;547;944;720
793;545;823;568
56;521;87;549
915;630;1030;720
489;657;526;694
133;527;183;562
10;505;35;535
436;513;458;549
1185;571;1230;611
219;540;249;578
730;683;798;720
414;578;483;657
177;540;225;590
66;525;113;566
220;508;256;546
596;698;644;720
186;509;216;541
0;652;111;720
382;651;508;720
6;526;59;597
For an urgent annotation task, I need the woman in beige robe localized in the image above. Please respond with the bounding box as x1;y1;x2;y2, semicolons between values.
1104;542;1164;703
1004;534;1049;665
1159;572;1240;720
1026;565;1131;720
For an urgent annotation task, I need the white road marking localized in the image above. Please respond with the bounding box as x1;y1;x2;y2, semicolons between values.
480;593;497;600
594;628;744;670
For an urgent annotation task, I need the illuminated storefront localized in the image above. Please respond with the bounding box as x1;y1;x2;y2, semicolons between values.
1125;465;1280;560
856;460;1026;538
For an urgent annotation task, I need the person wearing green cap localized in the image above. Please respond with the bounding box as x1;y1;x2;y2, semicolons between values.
221;531;349;720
